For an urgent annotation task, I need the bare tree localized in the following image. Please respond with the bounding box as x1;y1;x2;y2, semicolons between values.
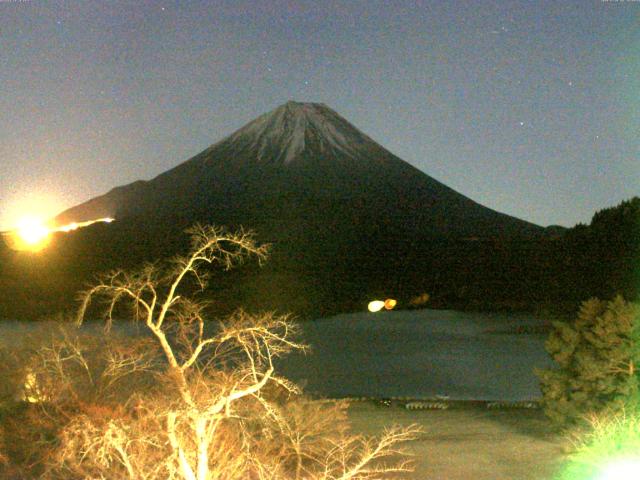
41;224;422;480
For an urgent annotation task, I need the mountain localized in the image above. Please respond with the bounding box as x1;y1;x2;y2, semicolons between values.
57;101;540;237
43;102;549;316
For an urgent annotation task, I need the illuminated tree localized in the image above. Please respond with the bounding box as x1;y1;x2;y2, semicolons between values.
39;224;420;480
537;296;640;427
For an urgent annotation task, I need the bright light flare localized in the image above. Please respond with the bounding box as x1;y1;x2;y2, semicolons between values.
368;299;397;312
11;216;52;251
3;216;115;252
597;458;640;480
17;217;50;245
368;300;385;313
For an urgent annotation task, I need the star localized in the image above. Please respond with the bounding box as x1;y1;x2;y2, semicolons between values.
490;26;509;35
519;121;525;126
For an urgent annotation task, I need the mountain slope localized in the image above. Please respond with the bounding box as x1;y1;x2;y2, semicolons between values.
57;101;540;240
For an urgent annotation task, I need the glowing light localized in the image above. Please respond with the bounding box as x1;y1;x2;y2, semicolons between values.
12;216;51;251
56;217;114;232
410;293;430;307
17;217;50;245
22;370;48;403
384;299;397;310
3;216;115;252
557;409;640;480
58;222;79;232
368;300;385;313
597;458;640;480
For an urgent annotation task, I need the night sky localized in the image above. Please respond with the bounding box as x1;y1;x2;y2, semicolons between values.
1;0;638;230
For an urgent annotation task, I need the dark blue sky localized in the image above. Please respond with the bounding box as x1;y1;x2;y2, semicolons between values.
1;0;638;229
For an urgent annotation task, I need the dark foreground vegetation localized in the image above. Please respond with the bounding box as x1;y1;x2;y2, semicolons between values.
537;295;640;479
0;198;638;477
0;197;638;321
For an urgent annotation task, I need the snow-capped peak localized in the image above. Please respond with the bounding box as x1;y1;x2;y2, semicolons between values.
224;101;376;164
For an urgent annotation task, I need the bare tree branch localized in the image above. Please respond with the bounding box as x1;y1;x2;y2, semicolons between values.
35;224;420;480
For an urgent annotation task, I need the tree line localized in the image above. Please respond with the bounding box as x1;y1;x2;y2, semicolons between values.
0;197;637;320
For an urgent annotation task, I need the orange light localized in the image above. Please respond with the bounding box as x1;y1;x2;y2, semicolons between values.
410;293;430;307
384;299;397;310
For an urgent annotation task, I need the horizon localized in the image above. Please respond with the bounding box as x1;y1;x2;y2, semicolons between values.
1;0;638;229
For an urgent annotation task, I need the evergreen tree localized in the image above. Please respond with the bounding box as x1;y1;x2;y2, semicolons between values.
537;296;640;426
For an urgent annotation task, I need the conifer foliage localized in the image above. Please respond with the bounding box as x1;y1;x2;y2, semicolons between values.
537;296;640;426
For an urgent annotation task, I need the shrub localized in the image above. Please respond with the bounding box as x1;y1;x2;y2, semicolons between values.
557;406;640;480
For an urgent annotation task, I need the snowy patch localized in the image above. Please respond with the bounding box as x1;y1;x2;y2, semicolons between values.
406;401;449;410
224;102;375;164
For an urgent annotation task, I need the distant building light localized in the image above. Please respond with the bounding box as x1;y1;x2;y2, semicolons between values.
368;300;385;313
384;299;397;310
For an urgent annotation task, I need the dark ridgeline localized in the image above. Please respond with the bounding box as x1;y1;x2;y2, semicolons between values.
1;102;636;319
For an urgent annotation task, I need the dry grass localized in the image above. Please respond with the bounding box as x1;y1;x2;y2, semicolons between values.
345;401;569;480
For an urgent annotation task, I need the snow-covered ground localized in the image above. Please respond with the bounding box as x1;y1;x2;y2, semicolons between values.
276;309;556;401
0;309;556;401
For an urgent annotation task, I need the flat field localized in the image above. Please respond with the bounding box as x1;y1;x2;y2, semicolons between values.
345;401;567;480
